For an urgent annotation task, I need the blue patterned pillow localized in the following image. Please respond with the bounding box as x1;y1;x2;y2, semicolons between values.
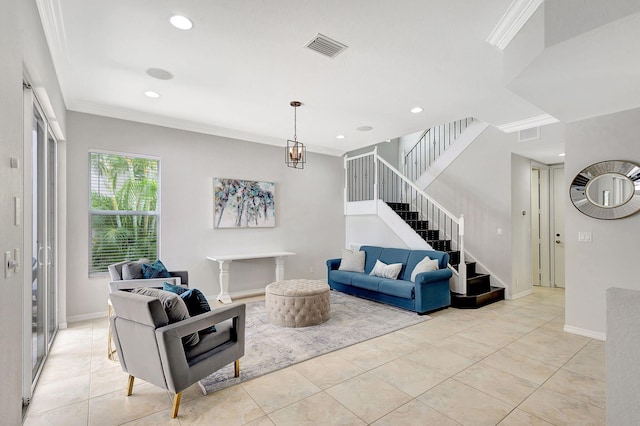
142;260;171;279
163;281;188;295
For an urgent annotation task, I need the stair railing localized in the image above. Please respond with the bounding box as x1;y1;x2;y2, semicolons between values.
404;117;474;182
345;147;466;293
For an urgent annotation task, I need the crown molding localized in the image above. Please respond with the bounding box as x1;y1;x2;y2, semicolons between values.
486;0;543;50
67;100;345;157
36;0;70;64
496;113;559;133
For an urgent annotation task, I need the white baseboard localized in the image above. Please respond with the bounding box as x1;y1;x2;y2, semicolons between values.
508;289;533;300
67;311;108;323
564;324;606;341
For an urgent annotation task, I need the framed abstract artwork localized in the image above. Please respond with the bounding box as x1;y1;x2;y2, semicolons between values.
214;178;275;228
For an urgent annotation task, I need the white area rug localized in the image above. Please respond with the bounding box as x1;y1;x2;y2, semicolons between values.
199;291;429;394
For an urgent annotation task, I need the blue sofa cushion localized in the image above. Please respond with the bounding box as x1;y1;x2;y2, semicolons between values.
379;248;410;279
351;274;381;292
328;270;360;285
401;250;448;281
378;279;415;299
361;246;384;274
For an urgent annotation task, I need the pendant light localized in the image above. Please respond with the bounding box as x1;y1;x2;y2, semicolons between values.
285;101;306;169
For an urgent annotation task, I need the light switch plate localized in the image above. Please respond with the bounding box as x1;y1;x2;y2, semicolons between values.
578;232;592;242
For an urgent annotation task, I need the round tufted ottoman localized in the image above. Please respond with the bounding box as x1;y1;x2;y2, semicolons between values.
265;279;330;327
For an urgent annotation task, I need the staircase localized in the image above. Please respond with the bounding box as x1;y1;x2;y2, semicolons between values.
385;201;504;308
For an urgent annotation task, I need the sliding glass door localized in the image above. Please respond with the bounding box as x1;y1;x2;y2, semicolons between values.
23;87;58;406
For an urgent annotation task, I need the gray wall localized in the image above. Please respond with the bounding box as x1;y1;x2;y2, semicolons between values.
1;0;67;420
565;107;640;337
65;112;345;320
422;126;517;293
607;287;640;425
0;0;26;421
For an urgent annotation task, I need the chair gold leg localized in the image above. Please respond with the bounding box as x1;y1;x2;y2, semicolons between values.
234;359;240;378
126;375;135;396
171;392;182;419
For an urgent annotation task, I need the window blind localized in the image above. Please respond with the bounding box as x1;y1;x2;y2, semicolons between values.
89;152;159;275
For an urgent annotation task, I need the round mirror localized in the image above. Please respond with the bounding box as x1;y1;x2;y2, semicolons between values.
570;160;640;219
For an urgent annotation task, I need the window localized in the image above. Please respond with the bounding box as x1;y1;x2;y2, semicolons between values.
89;152;159;275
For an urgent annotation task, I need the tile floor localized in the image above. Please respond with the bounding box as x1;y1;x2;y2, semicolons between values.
24;287;606;425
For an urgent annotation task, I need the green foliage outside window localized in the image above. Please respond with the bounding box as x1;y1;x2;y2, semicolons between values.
90;152;159;274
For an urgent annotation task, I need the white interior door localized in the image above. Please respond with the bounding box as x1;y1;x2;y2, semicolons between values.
552;167;565;288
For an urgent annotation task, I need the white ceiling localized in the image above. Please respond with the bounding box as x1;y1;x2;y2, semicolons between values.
36;1;639;161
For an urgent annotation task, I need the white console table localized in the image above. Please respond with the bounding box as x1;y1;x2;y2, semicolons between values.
206;251;296;304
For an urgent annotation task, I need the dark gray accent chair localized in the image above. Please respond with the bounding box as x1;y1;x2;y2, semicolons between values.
109;290;246;418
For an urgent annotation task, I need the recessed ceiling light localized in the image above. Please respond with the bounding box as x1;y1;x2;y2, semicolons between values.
559;153;566;157
144;90;160;98
410;107;423;114
357;126;373;132
336;134;345;139
146;68;173;80
169;15;193;30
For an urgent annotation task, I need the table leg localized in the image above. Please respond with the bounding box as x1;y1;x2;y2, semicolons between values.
216;260;233;304
275;256;286;282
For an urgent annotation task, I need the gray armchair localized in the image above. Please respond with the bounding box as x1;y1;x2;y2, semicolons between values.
107;260;189;292
109;291;246;418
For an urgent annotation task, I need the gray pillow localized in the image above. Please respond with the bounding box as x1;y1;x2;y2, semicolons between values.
122;262;144;280
130;287;199;347
338;249;365;273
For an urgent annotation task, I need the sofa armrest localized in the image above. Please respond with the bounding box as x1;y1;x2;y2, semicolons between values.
109;276;182;293
158;303;245;338
414;268;453;285
327;258;341;271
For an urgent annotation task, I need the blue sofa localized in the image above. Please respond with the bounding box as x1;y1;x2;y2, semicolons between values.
326;245;452;314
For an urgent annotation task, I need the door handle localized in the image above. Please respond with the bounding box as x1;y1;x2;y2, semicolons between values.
555;240;562;244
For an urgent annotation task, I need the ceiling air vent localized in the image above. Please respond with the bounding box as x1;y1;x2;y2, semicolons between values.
305;33;348;58
519;126;540;142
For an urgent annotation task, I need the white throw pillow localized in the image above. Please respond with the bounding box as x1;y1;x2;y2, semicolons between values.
338;249;366;273
410;256;440;282
369;259;403;279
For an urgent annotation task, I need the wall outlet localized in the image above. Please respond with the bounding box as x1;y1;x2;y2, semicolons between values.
309;266;314;274
497;228;503;236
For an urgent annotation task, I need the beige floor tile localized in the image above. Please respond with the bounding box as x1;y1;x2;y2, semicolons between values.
370;356;449;397
498;409;553;425
372;399;461;426
325;372;412;423
23;400;89;426
293;351;364;389
268;391;365;425
370;329;423;355
456;322;524;349
395;320;457;344
88;382;173;426
241;368;321;414
481;349;558;385
37;353;92;385
27;373;91;416
338;338;404;371
244;416;276;426
543;368;606;409
119;408;179;425
504;327;589;367
433;334;497;361
453;364;538;406
418;379;512;426
402;344;475;377
178;385;265;425
89;364;129;398
563;340;606;381
519;387;606;425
